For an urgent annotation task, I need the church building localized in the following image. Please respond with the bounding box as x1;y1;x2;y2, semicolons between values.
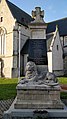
0;0;67;78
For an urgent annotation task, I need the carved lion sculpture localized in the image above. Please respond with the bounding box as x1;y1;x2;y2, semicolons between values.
19;62;58;86
45;72;58;86
25;61;38;80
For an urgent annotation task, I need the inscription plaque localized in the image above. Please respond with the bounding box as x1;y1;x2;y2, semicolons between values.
28;39;47;65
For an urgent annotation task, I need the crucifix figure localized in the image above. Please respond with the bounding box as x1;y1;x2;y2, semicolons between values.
32;7;44;23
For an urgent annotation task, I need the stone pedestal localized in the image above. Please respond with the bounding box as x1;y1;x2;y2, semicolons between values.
4;83;67;119
14;84;64;109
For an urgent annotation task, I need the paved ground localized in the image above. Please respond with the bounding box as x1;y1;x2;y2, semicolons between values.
0;99;14;119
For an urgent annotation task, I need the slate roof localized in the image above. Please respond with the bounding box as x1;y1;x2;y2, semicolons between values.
47;18;67;36
6;0;67;36
6;0;33;26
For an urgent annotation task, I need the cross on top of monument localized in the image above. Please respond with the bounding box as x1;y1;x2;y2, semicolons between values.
32;7;44;23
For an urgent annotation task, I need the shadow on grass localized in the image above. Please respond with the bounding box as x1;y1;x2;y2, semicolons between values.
0;83;17;100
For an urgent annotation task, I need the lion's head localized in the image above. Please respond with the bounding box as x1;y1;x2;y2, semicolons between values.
25;61;38;80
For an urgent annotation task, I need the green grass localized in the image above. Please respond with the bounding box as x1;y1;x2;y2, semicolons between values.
58;77;67;84
58;77;67;99
60;92;67;99
0;78;18;100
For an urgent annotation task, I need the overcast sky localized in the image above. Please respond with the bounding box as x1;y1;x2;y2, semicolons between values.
10;0;67;22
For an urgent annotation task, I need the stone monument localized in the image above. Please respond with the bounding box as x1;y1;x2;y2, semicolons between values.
28;7;48;73
4;7;67;119
14;61;63;110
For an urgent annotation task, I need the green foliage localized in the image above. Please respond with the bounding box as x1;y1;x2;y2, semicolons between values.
58;77;67;99
58;77;67;84
60;92;67;99
0;78;18;84
0;78;18;100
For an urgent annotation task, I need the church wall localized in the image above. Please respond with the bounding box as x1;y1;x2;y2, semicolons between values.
52;31;64;76
60;36;67;46
60;36;67;75
12;23;19;78
64;46;67;55
20;25;30;50
63;36;67;75
20;26;30;76
0;0;16;78
64;36;67;46
12;23;30;77
64;56;67;76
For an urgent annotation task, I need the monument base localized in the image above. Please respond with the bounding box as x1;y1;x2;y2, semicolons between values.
3;98;67;119
3;82;67;119
14;84;64;109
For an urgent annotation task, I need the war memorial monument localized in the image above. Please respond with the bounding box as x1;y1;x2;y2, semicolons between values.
4;7;67;119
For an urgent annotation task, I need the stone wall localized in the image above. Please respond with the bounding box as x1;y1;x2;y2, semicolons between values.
0;0;15;78
64;56;67;76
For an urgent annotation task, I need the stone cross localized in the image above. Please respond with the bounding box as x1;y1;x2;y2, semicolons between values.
32;7;44;22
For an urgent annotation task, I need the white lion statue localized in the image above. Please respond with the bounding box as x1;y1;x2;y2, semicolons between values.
25;61;38;80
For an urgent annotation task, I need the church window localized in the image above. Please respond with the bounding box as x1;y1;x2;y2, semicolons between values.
0;17;3;22
57;45;59;50
0;28;6;55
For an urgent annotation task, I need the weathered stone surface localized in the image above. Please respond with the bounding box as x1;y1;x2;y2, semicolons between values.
15;84;64;109
19;61;59;88
25;61;38;80
14;61;64;109
32;7;44;23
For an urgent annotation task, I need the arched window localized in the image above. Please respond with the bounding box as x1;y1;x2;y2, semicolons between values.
0;27;6;55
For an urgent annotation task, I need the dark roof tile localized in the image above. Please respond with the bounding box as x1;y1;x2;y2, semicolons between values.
6;0;33;26
47;18;67;36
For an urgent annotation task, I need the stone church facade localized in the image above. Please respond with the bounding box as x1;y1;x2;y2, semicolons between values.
0;0;67;78
0;0;32;78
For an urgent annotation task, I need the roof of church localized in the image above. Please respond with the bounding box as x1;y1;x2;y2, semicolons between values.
6;1;67;35
47;17;67;36
6;0;33;26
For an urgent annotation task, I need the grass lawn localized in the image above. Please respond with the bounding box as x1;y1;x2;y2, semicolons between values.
0;77;67;100
58;77;67;99
0;78;18;100
58;77;67;84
